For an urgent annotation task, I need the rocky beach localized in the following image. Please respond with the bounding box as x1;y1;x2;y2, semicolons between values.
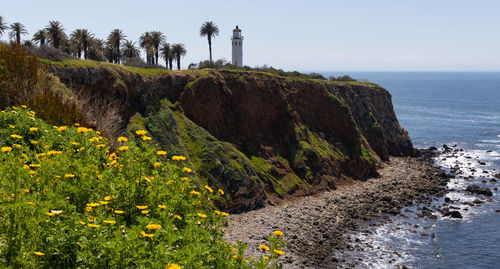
224;150;450;268
225;145;500;268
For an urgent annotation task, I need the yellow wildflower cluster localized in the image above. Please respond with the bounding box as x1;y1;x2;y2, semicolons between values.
171;155;186;161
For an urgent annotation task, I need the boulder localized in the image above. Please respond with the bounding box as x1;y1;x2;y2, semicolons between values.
466;185;492;196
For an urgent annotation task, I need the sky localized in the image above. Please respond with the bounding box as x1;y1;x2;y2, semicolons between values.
1;0;500;71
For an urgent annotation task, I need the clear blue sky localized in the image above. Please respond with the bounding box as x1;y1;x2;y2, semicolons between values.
2;0;500;71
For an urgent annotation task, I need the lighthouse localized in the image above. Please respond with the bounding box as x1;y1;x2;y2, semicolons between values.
231;26;243;67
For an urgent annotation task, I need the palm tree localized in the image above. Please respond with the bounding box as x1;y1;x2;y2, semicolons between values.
87;37;105;61
45;21;65;49
32;29;47;46
0;16;7;38
70;29;93;59
168;50;175;70
199;21;219;62
23;40;34;48
172;43;187;70
121;40;139;59
107;29;126;64
139;32;153;65
150;31;165;66
159;43;170;69
9;22;28;44
70;29;83;58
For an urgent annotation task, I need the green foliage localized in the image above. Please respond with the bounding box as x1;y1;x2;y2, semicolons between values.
0;107;285;268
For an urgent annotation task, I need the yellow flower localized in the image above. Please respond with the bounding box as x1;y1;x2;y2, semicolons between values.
65;174;75;178
263;257;269;261
142;136;152;141
182;167;192;173
173;215;182;220
1;147;12;152
273;230;284;237
136;205;148;210
57;126;68;132
141;210;150;214
10;134;22;139
29;164;40;168
218;188;224;195
146;224;162;230
34;251;45;256
214;210;221;215
165;264;181;269
87;203;100;207
104;195;113;201
45;212;56;217
30;140;38;145
29;170;37;175
30;127;38;132
197;213;207;218
143;176;152;182
181;177;190;181
140;231;154;239
153;162;162;168
118;146;129;151
47;150;62;156
13;144;21;149
85;206;93;212
27;201;35;205
259;245;270;251
99;201;109;205
114;210;125;214
135;130;147;136
222;212;229;217
88;224;100;228
70;142;80;146
89;137;100;143
74;123;80;126
104;220;116;224
79;221;86;225
204;185;213;193
156;150;167;156
273;249;285;255
117;136;128;143
158;204;167;209
97;144;106;148
171;155;187;161
9;125;15;129
190;190;200;196
77;127;90;133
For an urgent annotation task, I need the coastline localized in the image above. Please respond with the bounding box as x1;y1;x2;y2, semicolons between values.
224;150;450;268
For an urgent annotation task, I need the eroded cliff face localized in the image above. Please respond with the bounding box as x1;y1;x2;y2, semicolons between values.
48;63;414;212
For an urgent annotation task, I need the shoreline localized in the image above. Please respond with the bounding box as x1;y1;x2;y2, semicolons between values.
224;150;450;268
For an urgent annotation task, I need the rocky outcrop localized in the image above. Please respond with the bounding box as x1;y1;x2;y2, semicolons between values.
48;62;414;211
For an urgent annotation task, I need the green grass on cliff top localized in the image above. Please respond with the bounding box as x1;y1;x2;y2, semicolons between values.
41;58;379;87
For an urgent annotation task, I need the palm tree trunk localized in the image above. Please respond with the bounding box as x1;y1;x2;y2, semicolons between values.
169;58;173;70
16;33;20;44
208;36;212;62
177;55;181;70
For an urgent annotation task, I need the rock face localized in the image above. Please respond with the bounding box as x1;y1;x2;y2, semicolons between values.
48;63;415;211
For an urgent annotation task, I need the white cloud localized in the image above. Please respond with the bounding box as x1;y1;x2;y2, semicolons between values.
407;54;417;59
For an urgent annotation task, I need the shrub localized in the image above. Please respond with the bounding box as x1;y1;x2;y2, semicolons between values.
27;45;74;62
0;107;285;268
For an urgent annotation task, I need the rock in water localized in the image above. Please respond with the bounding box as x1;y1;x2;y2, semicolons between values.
465;185;493;196
444;211;463;219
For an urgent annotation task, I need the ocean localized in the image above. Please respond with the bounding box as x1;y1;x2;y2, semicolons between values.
322;72;500;268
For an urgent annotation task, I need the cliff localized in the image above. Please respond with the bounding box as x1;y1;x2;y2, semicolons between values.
46;59;414;212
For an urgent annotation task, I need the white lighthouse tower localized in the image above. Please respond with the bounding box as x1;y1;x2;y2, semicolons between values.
231;26;243;67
